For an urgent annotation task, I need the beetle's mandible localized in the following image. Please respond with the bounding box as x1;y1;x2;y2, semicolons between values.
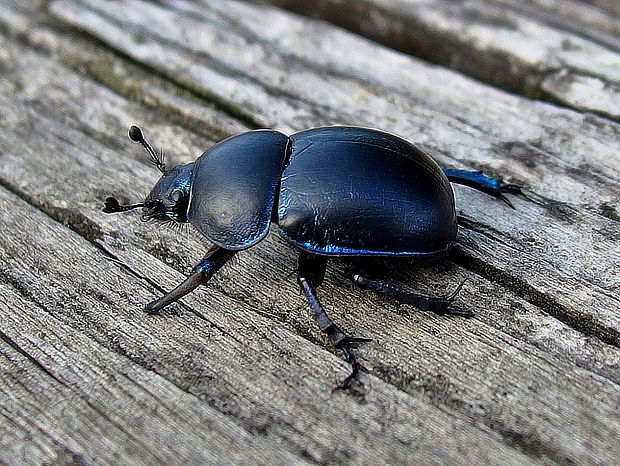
104;125;523;389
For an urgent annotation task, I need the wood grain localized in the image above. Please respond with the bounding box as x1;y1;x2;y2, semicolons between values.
0;0;619;464
257;0;620;120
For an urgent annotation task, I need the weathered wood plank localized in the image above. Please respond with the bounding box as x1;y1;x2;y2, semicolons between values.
0;287;302;465
257;0;620;120
0;16;619;466
0;0;619;464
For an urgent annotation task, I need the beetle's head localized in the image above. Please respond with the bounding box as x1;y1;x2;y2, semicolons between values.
102;125;193;223
141;163;193;222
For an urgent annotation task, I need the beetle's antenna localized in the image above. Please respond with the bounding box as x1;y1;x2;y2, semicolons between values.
102;196;145;213
128;125;166;173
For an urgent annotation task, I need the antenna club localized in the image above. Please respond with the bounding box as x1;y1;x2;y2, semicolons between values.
102;196;145;213
127;124;166;174
128;125;145;143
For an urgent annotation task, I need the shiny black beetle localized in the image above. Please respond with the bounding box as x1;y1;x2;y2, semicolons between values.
104;125;522;388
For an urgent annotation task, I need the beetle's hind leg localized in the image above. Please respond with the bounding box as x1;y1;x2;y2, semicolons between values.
346;268;471;317
297;252;371;390
443;168;524;208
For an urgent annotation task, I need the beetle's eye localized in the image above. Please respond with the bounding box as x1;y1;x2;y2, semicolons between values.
170;189;183;203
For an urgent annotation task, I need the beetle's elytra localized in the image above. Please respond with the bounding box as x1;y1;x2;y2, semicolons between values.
104;125;522;389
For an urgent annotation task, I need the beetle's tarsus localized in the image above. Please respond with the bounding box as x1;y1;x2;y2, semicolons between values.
332;344;369;392
500;182;524;195
419;280;471;316
328;324;373;352
446;279;466;301
498;182;525;209
498;193;515;209
443;168;525;208
338;336;374;347
429;280;473;317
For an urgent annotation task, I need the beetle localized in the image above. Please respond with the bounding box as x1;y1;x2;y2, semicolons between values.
104;125;522;389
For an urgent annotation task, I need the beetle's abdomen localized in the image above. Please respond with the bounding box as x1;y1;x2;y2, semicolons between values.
278;127;457;256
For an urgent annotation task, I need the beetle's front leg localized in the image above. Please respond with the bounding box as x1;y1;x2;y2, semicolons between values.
443;168;523;208
297;252;371;391
146;245;237;313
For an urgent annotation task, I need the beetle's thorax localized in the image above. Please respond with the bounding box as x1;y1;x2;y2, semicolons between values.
143;162;194;223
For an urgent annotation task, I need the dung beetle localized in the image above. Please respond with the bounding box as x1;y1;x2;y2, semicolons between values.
104;125;522;389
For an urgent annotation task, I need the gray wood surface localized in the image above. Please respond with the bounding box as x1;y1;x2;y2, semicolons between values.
0;0;618;464
258;0;620;121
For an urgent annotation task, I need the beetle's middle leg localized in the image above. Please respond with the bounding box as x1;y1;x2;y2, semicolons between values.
346;267;472;317
297;251;371;390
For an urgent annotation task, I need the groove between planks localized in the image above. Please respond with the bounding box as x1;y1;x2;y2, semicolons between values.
255;0;620;121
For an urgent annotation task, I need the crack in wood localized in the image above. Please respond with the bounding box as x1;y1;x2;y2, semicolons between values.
0;329;67;387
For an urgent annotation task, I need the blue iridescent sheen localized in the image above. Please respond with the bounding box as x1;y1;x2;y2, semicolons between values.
442;169;501;194
194;257;218;274
279;232;452;257
172;174;191;195
142;162;194;222
147;163;194;203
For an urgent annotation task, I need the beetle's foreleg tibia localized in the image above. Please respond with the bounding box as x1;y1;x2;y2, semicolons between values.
145;270;205;313
145;246;237;313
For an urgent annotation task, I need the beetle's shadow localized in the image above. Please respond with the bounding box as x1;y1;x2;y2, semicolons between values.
338;255;452;282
